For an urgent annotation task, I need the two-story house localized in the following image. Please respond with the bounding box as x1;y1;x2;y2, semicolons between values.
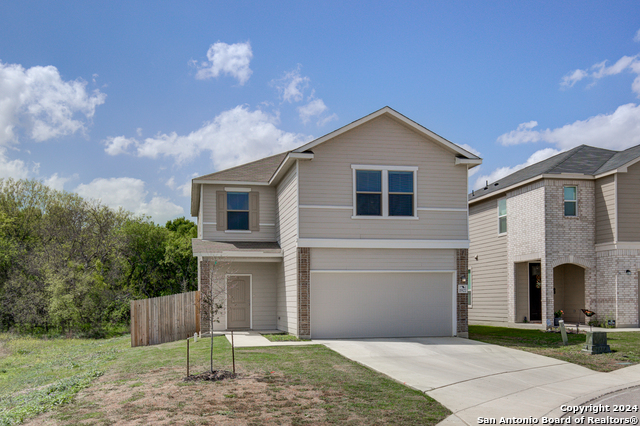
191;107;482;338
468;144;640;328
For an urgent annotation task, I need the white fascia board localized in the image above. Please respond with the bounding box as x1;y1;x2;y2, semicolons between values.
455;158;483;166
595;157;640;178
310;269;456;273
192;180;269;185
268;152;314;185
297;238;469;249
292;107;481;160
194;251;283;258
468;173;594;205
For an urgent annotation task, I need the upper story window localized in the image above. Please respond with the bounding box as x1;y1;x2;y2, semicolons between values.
564;186;577;217
352;165;417;218
216;189;259;232
498;198;507;234
227;192;249;230
356;170;382;215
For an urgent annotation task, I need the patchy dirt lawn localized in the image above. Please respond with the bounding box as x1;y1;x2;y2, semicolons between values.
18;338;448;425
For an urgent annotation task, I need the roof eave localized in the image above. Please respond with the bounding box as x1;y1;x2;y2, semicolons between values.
293;106;480;160
468;173;594;204
268;152;314;185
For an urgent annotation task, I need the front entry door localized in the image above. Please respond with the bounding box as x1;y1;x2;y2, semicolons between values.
227;276;250;329
529;263;542;321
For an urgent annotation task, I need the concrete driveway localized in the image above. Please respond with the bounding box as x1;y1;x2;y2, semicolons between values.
316;337;640;425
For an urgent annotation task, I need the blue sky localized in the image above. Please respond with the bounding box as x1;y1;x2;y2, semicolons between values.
1;1;640;223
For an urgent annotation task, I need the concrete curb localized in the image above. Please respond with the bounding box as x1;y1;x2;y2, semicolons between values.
543;380;640;418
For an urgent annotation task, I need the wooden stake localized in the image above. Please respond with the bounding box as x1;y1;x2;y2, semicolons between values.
231;330;236;374
186;337;190;377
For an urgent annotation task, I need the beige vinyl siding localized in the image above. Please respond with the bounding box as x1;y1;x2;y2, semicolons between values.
201;184;276;241
275;164;298;334
299;209;467;239
595;175;616;244
468;196;508;322
515;262;529;322
311;248;455;270
203;260;277;331
298;115;468;240
617;162;640;242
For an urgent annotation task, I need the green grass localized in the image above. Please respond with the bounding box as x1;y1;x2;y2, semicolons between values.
469;325;640;372
0;333;128;425
260;333;310;342
1;334;450;425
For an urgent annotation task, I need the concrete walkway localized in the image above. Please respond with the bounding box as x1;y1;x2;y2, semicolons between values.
315;337;640;425
222;331;317;348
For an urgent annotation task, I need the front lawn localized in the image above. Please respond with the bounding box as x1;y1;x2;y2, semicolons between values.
2;334;450;425
469;325;640;372
260;333;310;342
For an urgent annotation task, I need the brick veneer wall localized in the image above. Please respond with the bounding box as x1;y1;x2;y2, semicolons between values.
596;249;640;327
506;181;546;322
297;247;311;337
544;179;596;324
457;249;469;337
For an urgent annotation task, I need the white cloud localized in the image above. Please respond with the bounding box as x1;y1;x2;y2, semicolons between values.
0;61;106;146
298;98;328;124
104;135;137;155
272;65;309;103
634;29;640;43
177;181;191;197
165;176;176;190
497;103;640;150
472;148;561;190
317;113;338;127
75;177;184;223
0;148;32;179
113;105;311;171
561;54;640;96
195;41;253;85
43;172;76;191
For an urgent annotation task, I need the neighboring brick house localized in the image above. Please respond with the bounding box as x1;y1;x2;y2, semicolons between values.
190;106;482;338
468;144;640;328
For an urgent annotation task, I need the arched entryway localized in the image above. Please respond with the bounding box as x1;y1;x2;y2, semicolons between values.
553;264;585;324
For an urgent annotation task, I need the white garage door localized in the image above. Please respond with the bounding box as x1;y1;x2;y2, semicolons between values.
310;272;454;339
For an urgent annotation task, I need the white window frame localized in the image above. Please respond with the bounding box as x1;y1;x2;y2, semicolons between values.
351;165;418;219
563;186;577;217
498;197;507;235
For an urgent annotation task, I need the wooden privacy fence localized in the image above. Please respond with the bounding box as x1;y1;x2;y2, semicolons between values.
130;291;200;347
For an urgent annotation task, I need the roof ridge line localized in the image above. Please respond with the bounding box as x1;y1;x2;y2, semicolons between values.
547;145;586;173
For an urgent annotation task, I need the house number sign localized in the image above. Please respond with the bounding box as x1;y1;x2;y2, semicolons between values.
457;285;468;294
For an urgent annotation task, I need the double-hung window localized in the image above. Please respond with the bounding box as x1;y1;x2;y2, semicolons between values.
498;198;507;234
564;186;577;217
353;165;417;218
356;170;382;216
227;192;249;230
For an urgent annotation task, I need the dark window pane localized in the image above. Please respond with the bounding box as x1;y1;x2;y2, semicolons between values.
498;198;507;216
389;171;413;193
499;216;507;234
227;211;249;230
227;192;249;211
356;170;381;192
564;201;576;216
389;194;413;216
356;193;381;215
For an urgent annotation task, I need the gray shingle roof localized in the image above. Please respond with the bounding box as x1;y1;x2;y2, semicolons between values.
195;151;290;183
192;239;282;255
469;145;625;202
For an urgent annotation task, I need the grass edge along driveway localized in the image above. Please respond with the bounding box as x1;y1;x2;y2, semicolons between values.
468;325;640;372
1;334;450;425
